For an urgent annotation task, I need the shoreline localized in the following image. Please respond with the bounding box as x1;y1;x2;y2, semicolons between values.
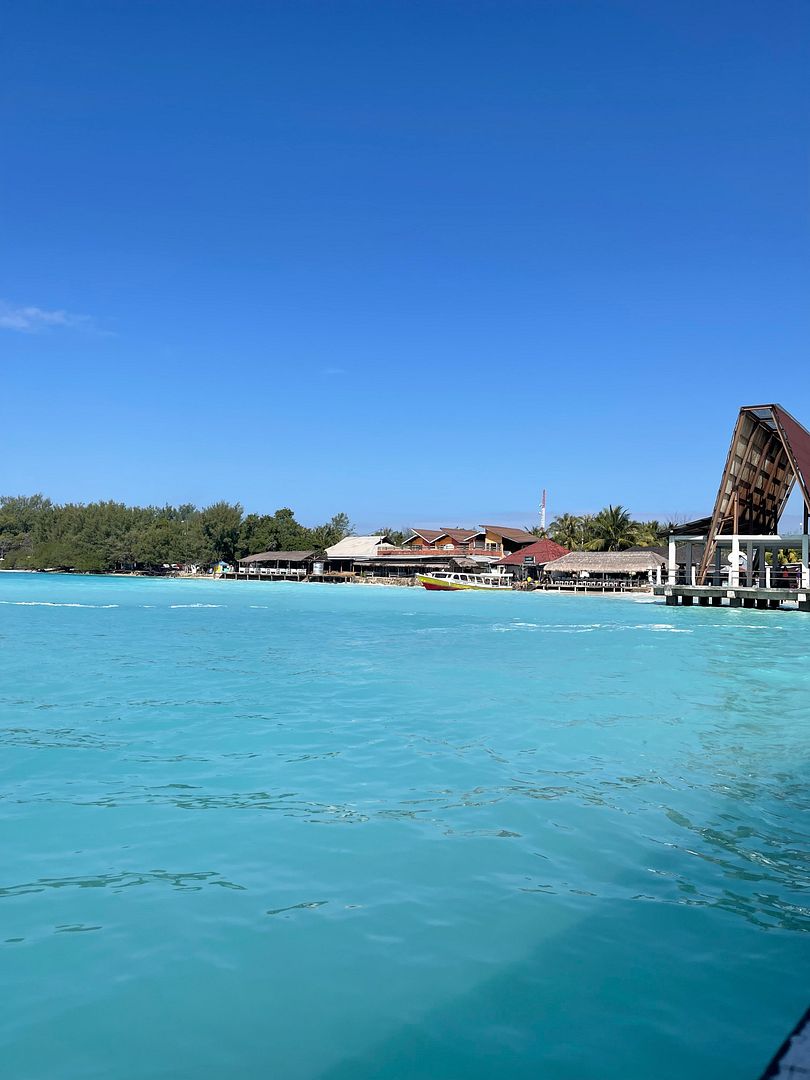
0;567;657;598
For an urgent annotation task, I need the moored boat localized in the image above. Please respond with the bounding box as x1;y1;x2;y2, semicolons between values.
417;572;512;591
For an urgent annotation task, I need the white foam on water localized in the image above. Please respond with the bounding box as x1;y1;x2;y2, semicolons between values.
492;621;693;635
0;601;119;608
169;604;223;609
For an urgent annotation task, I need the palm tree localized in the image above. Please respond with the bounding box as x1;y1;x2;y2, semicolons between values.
549;513;584;550
585;504;636;551
632;519;667;547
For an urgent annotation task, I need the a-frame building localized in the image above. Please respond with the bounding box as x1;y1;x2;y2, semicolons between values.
658;404;810;609
696;404;810;584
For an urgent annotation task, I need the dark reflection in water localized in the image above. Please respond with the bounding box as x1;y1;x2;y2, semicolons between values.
0;870;246;898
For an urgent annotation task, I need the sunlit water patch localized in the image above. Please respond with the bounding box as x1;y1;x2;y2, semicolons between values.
0;572;808;1080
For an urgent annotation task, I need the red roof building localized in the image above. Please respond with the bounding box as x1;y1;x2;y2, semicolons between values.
497;538;570;571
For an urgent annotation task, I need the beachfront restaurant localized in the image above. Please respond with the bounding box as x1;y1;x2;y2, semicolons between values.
542;550;666;591
655;403;810;610
233;550;320;580
497;538;570;581
323;535;394;577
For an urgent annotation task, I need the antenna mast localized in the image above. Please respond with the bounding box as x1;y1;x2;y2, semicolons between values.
540;489;547;531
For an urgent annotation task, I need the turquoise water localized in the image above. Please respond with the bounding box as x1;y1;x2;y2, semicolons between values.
1;573;808;1080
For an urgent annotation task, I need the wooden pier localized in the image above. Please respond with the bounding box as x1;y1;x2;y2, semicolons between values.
653;584;810;611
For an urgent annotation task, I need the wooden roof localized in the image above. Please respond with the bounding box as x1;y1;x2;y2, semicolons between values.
404;529;446;544
698;404;810;580
480;525;539;545
707;405;810;535
437;528;480;543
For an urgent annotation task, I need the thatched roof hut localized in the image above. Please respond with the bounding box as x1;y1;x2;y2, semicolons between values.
544;550;665;576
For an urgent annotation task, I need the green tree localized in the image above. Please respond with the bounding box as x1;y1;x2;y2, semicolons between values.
134;517;192;567
632;519;667;547
237;507;319;557
0;493;52;565
373;526;407;547
586;505;636;551
549;513;586;550
198;502;244;564
309;512;353;550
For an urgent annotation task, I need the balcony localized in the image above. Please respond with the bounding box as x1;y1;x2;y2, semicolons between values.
376;545;503;558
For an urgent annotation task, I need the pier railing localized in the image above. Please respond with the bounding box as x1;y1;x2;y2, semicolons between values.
236;566;307;578
669;568;802;588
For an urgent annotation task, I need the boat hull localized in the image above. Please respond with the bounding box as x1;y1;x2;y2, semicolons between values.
417;575;510;591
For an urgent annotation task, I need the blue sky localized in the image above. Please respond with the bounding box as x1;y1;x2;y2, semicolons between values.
2;1;808;531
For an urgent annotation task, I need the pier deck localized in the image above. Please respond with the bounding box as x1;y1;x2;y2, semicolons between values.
653;584;809;610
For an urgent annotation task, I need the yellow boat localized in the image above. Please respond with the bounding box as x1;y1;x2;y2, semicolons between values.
417;573;512;591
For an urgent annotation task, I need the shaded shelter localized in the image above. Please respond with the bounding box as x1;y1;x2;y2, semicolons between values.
697;404;810;583
545;551;665;579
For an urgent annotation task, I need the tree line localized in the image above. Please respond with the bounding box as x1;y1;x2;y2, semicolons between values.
0;496;676;574
545;505;670;551
0;495;352;573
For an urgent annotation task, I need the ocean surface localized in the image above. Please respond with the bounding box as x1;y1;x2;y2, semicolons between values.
1;572;808;1080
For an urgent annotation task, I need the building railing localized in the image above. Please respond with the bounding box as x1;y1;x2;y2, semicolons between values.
378;546;502;557
668;568;803;588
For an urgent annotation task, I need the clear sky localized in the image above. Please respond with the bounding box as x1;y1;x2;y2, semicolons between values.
2;0;808;531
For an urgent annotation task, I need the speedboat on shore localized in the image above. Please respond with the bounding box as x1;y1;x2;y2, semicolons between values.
417;573;513;591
